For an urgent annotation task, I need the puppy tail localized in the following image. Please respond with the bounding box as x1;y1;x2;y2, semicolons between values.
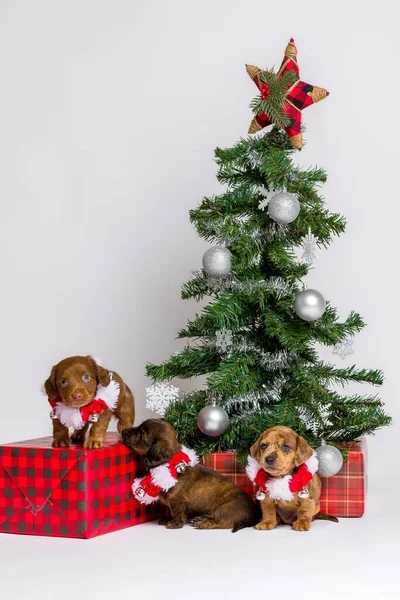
313;511;339;523
231;519;254;533
232;509;262;532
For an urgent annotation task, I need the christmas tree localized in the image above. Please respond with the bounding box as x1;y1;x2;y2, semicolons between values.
146;39;391;457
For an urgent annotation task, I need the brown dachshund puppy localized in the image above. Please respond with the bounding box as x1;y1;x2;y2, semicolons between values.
122;419;261;531
44;356;134;449
250;426;337;531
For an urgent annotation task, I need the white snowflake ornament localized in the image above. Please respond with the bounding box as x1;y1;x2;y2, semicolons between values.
301;228;318;264
145;382;180;416
257;187;275;211
332;338;355;359
215;328;233;352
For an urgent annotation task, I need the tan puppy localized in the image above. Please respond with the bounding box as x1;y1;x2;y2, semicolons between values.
44;356;134;449
249;426;336;531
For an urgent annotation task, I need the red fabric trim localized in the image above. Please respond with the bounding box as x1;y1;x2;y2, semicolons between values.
288;463;313;493
136;450;192;498
47;397;111;422
252;463;313;496
254;469;269;491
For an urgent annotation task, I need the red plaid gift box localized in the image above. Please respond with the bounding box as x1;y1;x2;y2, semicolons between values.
203;439;367;518
319;440;367;518
0;433;161;538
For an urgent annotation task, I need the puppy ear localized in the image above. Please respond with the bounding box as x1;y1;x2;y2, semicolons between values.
250;437;261;461
145;440;174;469
88;356;111;387
44;366;57;399
295;434;313;467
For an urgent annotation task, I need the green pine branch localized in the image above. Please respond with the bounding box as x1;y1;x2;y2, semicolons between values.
146;345;221;381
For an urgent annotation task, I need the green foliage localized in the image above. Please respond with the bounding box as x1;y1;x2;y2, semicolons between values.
145;127;391;456
249;69;298;129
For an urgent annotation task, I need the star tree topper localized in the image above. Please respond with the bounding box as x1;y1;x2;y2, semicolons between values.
246;38;329;149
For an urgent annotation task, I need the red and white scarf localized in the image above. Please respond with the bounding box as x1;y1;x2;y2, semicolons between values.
246;452;319;501
46;375;120;430
132;446;199;505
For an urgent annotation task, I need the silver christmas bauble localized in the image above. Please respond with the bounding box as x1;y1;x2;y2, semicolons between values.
295;289;326;322
202;247;231;278
88;413;99;422
268;192;300;224
197;401;229;437
50;409;58;420
316;443;344;477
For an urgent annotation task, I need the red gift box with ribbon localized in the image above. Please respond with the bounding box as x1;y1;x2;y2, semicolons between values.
0;433;161;538
203;440;367;518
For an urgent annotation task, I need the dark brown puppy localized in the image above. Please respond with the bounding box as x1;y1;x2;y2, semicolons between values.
251;426;336;531
122;419;261;531
44;356;134;449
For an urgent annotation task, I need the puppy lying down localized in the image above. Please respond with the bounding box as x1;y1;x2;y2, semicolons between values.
122;419;261;531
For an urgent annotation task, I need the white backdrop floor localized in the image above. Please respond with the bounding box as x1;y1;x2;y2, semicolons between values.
0;490;399;600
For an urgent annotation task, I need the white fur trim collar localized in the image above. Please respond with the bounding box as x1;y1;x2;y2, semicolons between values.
48;374;120;430
247;451;319;502
132;446;199;505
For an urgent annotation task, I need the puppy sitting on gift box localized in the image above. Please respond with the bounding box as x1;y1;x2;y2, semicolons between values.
247;426;337;531
44;356;134;449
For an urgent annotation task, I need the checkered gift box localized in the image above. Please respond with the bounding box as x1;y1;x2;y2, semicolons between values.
203;440;367;518
319;440;367;518
0;433;161;538
203;451;257;497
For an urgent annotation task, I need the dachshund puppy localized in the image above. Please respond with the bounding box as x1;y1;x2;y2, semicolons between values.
249;426;337;531
44;356;134;449
122;419;261;531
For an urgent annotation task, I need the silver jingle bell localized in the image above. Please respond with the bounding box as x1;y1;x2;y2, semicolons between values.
88;413;99;422
256;490;266;501
50;409;58;420
298;487;310;499
135;487;145;498
175;462;187;474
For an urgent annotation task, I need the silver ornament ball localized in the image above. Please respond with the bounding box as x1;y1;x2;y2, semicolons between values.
268;192;300;224
316;443;344;477
295;289;326;322
197;401;229;437
202;246;232;278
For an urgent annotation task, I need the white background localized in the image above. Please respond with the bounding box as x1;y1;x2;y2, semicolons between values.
0;1;399;598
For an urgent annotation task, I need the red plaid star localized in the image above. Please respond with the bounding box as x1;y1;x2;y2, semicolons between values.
246;38;329;149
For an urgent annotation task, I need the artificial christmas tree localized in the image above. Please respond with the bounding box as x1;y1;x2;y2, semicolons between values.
146;38;391;460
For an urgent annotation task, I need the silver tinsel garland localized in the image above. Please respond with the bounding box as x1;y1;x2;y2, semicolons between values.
188;271;295;300
224;376;286;414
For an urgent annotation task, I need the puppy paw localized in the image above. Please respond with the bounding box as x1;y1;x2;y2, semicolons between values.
255;520;277;530
192;517;217;530
292;519;311;532
165;519;184;529
52;438;71;448
158;517;171;526
84;439;103;450
71;433;85;444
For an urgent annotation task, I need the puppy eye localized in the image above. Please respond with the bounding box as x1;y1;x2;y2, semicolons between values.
260;443;268;450
282;443;291;453
60;379;68;388
82;374;91;383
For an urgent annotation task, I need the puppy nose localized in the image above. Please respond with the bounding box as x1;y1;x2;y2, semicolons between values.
265;455;275;466
72;392;83;400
